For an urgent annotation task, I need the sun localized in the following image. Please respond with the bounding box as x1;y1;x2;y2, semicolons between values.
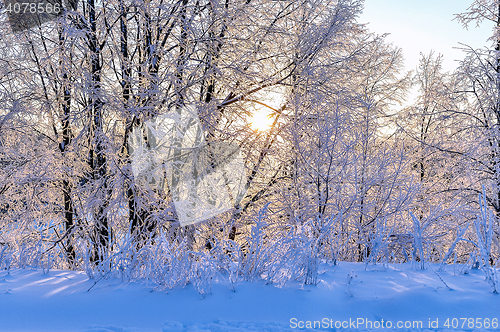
250;110;273;131
248;87;286;131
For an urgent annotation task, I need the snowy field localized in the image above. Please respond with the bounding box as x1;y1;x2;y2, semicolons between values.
1;262;499;332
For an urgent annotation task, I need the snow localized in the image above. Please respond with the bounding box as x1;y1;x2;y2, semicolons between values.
0;262;499;332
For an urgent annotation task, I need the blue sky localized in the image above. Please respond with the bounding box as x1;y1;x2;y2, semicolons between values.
359;0;494;73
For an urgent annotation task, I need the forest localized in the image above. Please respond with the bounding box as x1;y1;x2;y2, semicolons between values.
0;0;499;295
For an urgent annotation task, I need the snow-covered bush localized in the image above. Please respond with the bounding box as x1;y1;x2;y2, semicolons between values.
237;204;274;281
232;204;309;286
303;214;339;285
363;218;391;268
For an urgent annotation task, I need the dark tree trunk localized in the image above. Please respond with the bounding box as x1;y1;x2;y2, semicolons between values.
58;26;76;267
87;0;110;264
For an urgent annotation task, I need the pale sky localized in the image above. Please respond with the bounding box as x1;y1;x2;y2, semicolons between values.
359;0;494;74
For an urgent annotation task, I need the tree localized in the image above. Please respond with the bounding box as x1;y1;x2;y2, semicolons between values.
0;0;376;270
399;52;465;263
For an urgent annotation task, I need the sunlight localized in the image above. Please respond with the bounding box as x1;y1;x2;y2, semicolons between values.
250;110;273;131
377;123;397;137
249;88;286;132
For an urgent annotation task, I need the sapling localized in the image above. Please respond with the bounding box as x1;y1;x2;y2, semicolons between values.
0;244;11;273
43;251;53;275
439;225;468;272
473;189;499;293
345;270;357;297
410;212;425;269
0;244;7;268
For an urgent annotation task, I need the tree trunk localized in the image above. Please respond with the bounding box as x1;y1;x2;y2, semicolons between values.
87;0;110;264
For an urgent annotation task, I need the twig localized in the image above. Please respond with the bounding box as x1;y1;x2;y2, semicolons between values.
429;264;452;291
87;270;112;292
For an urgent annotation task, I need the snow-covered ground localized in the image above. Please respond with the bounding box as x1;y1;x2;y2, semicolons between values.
0;262;499;332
